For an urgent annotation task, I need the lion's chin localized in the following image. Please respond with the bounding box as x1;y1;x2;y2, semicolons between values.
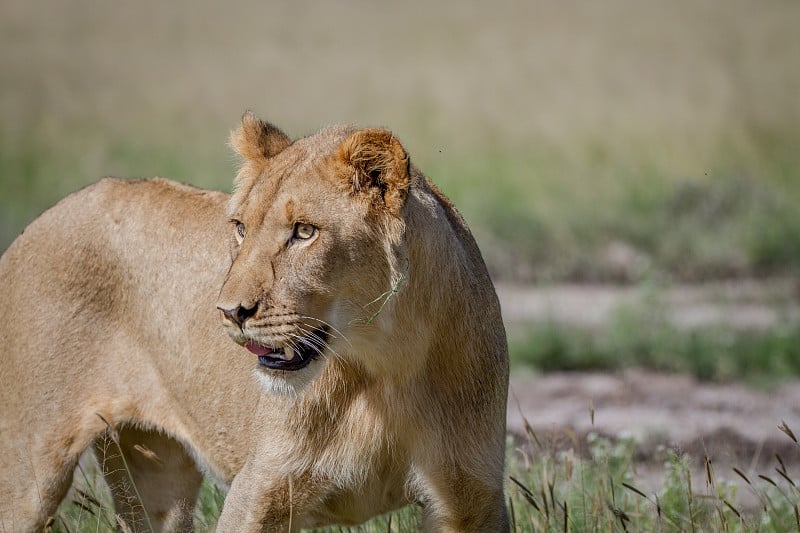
253;360;324;396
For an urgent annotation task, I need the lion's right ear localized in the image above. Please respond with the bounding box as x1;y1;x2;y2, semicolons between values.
336;129;410;215
230;111;291;162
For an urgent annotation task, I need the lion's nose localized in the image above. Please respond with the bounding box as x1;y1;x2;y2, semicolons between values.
217;303;258;328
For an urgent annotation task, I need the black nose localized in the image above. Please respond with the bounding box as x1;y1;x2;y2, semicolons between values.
218;303;258;327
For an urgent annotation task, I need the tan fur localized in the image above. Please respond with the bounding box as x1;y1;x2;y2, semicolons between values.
0;115;509;532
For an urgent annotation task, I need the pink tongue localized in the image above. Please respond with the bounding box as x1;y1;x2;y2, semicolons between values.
245;341;275;356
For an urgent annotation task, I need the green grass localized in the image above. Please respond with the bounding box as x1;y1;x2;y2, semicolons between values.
426;131;800;282
4;130;800;283
507;420;800;532
510;305;800;385
53;425;800;532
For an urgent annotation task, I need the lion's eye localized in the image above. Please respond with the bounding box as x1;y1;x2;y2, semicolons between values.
293;223;317;240
235;222;246;243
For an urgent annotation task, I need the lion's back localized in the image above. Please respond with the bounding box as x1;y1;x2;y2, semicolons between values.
0;177;231;421
1;177;229;321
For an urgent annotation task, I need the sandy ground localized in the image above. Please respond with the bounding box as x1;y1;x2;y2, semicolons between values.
508;371;800;481
500;281;800;504
507;370;800;510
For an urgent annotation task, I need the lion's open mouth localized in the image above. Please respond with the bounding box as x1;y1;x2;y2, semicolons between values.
245;327;329;371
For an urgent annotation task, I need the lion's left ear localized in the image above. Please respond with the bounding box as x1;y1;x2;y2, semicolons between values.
230;111;291;162
336;129;410;214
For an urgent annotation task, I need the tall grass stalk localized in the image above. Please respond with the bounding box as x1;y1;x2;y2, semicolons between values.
52;421;800;532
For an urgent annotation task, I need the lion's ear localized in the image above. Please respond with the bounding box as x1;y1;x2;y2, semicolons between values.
230;111;291;162
337;129;410;214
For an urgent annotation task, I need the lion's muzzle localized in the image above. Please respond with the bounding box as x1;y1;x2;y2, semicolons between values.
217;299;332;372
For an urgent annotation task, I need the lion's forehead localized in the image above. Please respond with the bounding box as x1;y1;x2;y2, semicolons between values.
293;124;357;153
230;124;363;231
245;167;344;219
238;173;354;234
267;127;353;181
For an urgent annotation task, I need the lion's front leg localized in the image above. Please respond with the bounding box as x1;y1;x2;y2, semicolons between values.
215;460;319;533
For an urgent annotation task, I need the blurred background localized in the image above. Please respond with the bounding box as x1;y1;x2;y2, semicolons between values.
2;0;799;381
5;2;800;528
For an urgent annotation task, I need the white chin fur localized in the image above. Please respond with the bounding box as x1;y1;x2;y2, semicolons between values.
253;360;323;396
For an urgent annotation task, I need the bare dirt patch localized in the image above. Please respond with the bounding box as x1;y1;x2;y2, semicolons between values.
509;371;800;463
502;280;800;505
508;371;800;506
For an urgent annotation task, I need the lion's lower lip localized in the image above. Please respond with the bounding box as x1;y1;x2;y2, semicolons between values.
254;327;329;372
257;354;312;371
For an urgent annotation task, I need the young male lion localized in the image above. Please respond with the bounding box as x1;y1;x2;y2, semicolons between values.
0;113;509;532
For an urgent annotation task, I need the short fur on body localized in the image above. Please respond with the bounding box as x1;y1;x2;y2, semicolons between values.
0;114;510;532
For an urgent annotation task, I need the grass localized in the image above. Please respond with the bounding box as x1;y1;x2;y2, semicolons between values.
427;136;800;282
4;129;800;284
504;420;800;532
504;276;800;384
52;422;800;532
510;317;800;385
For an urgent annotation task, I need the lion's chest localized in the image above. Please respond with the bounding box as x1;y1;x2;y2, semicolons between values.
284;377;421;526
298;404;414;525
312;463;412;526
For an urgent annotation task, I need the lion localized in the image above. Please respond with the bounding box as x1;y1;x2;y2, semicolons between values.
0;113;510;532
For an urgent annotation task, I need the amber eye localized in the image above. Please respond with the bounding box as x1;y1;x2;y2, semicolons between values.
293;222;316;240
235;222;246;243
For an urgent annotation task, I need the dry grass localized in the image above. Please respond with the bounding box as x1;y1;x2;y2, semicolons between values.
53;420;800;532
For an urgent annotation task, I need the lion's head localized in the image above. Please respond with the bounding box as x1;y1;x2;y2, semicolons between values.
216;112;412;393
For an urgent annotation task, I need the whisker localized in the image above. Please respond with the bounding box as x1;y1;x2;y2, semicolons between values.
288;332;338;362
297;325;329;349
297;320;338;341
245;320;296;333
295;322;335;352
298;333;329;355
284;337;302;354
290;329;344;362
298;315;353;348
296;324;337;354
242;311;350;365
